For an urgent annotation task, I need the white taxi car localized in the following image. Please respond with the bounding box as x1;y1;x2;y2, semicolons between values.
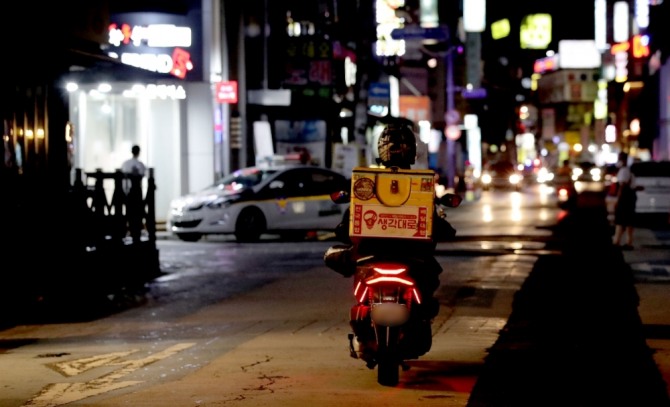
167;165;350;242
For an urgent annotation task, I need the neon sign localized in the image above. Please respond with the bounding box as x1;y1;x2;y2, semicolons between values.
216;81;238;104
611;42;629;83
108;23;194;79
632;34;650;59
108;23;192;47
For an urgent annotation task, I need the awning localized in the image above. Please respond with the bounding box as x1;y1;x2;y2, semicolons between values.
63;47;179;84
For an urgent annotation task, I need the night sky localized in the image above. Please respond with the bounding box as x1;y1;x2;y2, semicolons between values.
473;1;598;145
483;0;596;73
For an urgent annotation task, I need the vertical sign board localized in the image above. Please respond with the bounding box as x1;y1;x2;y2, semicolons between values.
368;82;390;117
253;121;274;165
399;95;431;123
215;81;238;104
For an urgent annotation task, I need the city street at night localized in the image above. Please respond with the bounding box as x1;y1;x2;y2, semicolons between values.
2;1;670;406
0;185;669;406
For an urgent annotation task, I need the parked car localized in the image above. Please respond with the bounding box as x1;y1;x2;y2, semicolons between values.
167;165;350;242
631;161;670;215
480;161;523;191
604;161;670;223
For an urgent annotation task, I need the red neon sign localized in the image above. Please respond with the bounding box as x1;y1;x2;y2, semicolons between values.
170;48;193;79
216;81;238;104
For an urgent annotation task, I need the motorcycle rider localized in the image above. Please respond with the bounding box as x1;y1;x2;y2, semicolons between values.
324;121;458;359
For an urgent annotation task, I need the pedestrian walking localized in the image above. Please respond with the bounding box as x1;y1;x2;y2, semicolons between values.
612;152;642;250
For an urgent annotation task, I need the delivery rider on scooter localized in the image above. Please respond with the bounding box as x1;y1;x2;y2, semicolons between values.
324;121;458;356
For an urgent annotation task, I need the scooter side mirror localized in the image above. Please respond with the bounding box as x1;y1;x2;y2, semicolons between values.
330;190;350;204
437;193;463;208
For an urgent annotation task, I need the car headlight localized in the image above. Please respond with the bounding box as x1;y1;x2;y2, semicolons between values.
590;168;602;182
169;200;192;214
509;174;522;184
481;173;492;184
206;194;241;209
537;169;554;183
571;168;583;181
172;194;230;212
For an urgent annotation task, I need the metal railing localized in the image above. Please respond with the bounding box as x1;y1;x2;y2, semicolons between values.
71;168;157;246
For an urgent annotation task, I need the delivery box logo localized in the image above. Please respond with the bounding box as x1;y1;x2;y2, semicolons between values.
363;210;377;229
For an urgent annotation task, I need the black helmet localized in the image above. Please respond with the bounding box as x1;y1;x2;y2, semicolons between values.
377;122;417;168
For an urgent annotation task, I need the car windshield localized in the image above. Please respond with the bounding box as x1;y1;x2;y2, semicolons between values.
487;161;515;174
213;167;279;192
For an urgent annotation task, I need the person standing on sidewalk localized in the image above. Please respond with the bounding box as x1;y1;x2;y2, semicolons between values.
122;145;147;178
612;152;642;250
121;144;147;242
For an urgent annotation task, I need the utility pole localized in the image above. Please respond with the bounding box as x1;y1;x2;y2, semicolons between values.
444;45;461;191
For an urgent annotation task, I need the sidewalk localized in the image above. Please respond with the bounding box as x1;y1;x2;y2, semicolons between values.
625;225;670;403
466;206;670;406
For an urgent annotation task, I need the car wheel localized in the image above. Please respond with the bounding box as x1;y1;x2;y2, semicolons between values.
235;207;266;242
176;233;202;242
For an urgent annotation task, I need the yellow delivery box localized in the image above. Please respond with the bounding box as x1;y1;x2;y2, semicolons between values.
349;166;436;241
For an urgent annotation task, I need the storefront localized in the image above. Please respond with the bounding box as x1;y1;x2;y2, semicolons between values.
65;9;216;224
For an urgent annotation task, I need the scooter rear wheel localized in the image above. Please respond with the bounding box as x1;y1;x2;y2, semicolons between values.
376;327;401;386
377;356;400;386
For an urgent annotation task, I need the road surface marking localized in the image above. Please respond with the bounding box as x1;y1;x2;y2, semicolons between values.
22;342;196;407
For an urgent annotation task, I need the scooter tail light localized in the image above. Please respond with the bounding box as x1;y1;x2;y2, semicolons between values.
366;276;414;286
353;280;363;296
372;264;407;275
412;287;422;304
358;286;368;303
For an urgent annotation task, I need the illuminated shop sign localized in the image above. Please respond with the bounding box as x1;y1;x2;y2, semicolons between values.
123;84;187;100
631;34;650;59
491;19;510;40
558;40;601;69
520;14;551;49
611;41;629;83
108;22;194;79
533;55;559;74
609;35;650;83
375;0;405;57
216;81;238;104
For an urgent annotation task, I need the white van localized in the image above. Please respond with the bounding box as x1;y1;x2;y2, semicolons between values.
631;161;670;214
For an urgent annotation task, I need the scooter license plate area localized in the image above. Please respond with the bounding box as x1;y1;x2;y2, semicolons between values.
367;283;415;305
371;303;410;327
372;286;401;303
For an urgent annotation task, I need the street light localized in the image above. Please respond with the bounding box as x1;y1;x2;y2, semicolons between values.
421;40;462;189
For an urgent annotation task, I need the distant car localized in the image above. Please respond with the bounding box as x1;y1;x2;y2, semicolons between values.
553;161;605;209
481;161;523;191
535;167;555;184
571;161;605;194
167;165;350;242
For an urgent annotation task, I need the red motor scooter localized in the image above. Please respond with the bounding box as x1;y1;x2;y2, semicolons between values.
325;180;462;386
